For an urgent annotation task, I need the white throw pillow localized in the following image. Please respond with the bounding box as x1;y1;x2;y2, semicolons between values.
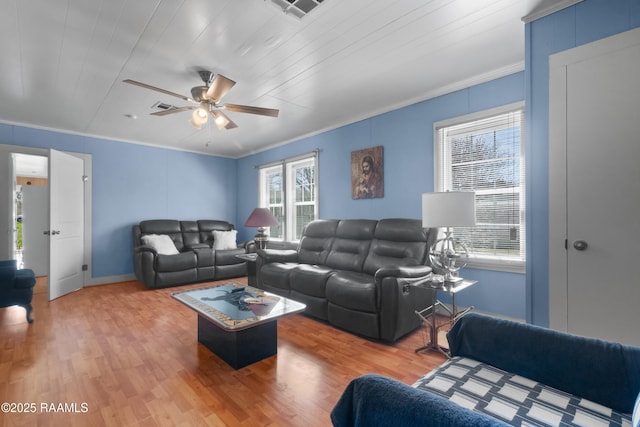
212;230;237;250
141;234;179;255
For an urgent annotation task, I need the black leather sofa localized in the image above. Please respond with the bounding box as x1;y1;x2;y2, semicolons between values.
255;218;437;342
132;219;250;289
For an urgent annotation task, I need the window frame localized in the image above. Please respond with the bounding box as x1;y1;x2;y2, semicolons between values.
258;153;318;241
433;102;526;273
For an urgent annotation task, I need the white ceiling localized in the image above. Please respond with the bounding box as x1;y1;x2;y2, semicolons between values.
0;0;550;158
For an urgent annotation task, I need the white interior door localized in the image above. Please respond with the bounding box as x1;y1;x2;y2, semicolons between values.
22;185;49;275
49;149;84;300
549;28;640;346
9;154;17;260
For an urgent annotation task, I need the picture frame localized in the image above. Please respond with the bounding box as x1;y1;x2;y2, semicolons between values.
351;146;384;199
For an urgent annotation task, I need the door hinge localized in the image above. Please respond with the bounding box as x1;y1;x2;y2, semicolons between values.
82;264;88;271
564;239;568;250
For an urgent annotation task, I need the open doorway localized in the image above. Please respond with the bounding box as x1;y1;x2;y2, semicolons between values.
1;144;92;295
13;153;49;275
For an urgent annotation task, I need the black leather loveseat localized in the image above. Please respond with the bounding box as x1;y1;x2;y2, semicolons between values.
132;219;250;289
255;218;437;342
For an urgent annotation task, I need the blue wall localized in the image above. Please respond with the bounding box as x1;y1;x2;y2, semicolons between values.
3;0;636;322
525;0;640;326
237;72;527;320
0;124;237;279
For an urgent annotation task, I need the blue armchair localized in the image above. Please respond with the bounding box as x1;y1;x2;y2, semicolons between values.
0;259;36;323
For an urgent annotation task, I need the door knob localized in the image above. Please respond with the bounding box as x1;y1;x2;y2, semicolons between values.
573;240;588;251
51;230;61;235
43;230;50;235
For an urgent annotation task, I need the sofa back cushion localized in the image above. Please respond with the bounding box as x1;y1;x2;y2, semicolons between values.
139;220;185;251
325;220;376;273
0;259;17;282
181;221;201;248
363;218;431;276
298;219;339;265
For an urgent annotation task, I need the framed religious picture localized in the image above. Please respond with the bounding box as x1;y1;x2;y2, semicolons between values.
351;146;384;199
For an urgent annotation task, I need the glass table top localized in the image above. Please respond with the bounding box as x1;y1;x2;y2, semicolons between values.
171;282;306;331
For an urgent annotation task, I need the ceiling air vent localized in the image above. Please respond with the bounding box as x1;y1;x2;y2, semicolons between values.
269;0;325;19
153;101;178;111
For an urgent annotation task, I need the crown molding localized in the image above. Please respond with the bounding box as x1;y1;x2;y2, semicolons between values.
522;0;583;23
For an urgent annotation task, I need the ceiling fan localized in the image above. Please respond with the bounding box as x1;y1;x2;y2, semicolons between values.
123;70;279;130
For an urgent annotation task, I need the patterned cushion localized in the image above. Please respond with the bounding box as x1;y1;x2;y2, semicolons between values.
413;357;633;427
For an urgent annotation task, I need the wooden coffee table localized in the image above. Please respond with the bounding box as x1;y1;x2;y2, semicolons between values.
171;283;306;369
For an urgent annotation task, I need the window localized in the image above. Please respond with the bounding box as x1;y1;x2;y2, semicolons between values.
259;153;318;241
434;103;525;272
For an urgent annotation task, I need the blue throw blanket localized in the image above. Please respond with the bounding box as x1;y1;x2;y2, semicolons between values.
447;313;640;414
330;373;507;427
331;313;640;427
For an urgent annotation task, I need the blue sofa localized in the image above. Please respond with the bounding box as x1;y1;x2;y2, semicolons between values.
331;313;640;426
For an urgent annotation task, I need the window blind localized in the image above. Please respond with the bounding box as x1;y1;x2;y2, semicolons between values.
435;107;525;270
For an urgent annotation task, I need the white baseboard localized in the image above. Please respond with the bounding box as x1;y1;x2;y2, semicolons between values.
85;273;136;286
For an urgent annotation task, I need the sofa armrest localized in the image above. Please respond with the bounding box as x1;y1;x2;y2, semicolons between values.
14;269;36;289
447;313;640;414
331;374;507;427
256;248;299;264
134;244;157;255
236;240;252;251
374;265;432;281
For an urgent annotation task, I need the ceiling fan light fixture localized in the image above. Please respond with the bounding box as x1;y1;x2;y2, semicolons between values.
190;105;209;127
210;110;230;130
188;117;203;130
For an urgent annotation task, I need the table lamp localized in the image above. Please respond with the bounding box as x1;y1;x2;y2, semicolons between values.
422;192;475;283
244;208;279;249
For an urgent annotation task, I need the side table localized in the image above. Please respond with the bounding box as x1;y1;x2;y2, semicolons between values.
413;278;477;357
235;253;258;286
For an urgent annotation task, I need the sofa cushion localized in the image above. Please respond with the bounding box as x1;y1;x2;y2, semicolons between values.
193;248;215;267
212;230;237;250
363;219;431;276
181;221;201;248
142;234;179;255
214;247;245;264
326;271;377;312
290;264;334;298
155;252;196;272
325;220;376;273
297;219;338;265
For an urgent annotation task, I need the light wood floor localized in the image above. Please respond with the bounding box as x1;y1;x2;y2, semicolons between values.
0;276;446;427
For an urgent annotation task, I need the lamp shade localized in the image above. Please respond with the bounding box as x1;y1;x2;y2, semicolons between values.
422;192;475;228
244;208;279;228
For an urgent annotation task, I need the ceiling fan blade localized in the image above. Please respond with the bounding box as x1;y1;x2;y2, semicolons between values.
150;106;194;116
205;74;236;103
222;103;279;117
224;116;238;130
123;79;191;102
